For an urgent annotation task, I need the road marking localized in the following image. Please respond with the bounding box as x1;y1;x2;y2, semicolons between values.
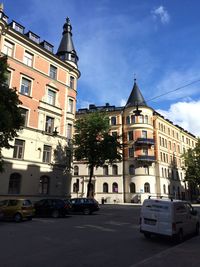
33;218;55;223
83;224;116;232
106;221;131;226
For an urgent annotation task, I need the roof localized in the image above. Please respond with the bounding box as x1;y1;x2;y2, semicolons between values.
125;79;147;108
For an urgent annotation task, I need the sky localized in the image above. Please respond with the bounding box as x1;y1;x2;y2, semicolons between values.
3;0;200;136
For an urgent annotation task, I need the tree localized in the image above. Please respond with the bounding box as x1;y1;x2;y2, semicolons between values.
0;56;23;172
182;138;200;199
73;112;122;197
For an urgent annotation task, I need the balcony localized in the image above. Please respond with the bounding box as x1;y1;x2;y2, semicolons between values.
136;155;156;162
135;138;155;146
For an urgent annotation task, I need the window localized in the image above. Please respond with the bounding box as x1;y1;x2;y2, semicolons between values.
12;21;24;34
45;116;54;134
13;139;25;159
112;182;118;193
42;145;52;163
6;70;11;86
112;165;118;175
128;131;133;141
74;166;79;175
68;99;74;113
20;77;31;96
70;76;75;89
24;51;33;66
8;173;21;194
3;40;14;56
49;65;57;79
47;89;56;105
144;182;150;193
20;108;28;126
129;165;135;175
67;123;72;139
39;176;49;194
144;115;148;124
111;116;116;125
129;147;134;157
142;147;148;155
130;182;136;193
126;116;130;124
131;115;135;124
142;130;147;138
103;165;108;175
139;115;144;123
103;183;108;193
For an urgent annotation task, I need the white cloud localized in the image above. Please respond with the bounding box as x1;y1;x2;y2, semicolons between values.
152;6;170;24
157;100;200;137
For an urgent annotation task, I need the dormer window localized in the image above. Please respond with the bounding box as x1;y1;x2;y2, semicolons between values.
26;31;40;44
10;21;25;34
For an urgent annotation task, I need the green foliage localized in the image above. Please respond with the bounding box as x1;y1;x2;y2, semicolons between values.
52;142;72;173
0;56;24;172
73;112;122;196
182;138;200;187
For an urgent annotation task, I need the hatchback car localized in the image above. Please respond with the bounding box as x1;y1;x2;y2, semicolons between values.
34;198;70;218
69;198;100;215
0;199;35;222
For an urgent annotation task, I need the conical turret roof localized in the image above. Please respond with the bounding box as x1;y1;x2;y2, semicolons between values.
56;17;78;64
125;79;147;108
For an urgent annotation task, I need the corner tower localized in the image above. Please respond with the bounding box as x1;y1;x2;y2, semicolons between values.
56;17;78;66
123;79;156;203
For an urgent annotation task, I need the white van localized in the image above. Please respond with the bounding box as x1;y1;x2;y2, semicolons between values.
140;197;199;242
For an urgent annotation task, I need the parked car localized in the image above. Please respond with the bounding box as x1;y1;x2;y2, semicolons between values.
34;198;71;218
140;196;199;243
69;198;100;215
0;199;35;222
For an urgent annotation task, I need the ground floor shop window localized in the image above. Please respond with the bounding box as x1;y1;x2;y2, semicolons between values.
8;173;21;194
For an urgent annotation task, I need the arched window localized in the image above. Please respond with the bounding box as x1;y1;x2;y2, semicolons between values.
8;173;21;194
112;182;118;193
103;183;108;193
144;115;148;124
103;165;108;175
163;184;166;194
73;182;78;193
144;182;150;193
74;165;79;175
126;116;130;124
39;176;49;194
168;185;171;195
111;116;116;125
112;165;118;175
139;115;144;123
130;182;136;193
131;115;135;124
129;165;135;175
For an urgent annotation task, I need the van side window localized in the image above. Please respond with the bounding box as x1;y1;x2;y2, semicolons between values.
176;204;186;213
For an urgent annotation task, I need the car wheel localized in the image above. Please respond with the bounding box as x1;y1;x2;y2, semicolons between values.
144;232;151;239
14;213;22;223
195;223;199;236
52;210;60;218
176;230;184;244
83;208;91;215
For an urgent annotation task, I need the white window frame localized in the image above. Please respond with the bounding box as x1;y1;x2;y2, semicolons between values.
3;40;14;57
24;51;33;67
47;88;56;106
20;77;32;96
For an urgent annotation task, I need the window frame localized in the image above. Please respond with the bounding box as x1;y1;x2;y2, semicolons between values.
13;139;25;159
20;77;32;96
42;145;52;163
24;51;33;67
49;65;57;80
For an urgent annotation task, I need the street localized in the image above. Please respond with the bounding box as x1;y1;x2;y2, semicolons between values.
0;205;198;267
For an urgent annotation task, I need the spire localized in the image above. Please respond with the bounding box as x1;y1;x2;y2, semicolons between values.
0;3;4;12
125;78;147;108
56;17;78;65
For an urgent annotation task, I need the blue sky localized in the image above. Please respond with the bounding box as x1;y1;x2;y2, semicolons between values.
3;0;200;136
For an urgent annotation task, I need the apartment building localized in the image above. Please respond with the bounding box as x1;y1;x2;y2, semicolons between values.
71;79;197;204
0;5;80;200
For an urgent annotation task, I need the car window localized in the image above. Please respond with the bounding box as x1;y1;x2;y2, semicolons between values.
23;200;32;206
0;200;8;206
8;200;18;206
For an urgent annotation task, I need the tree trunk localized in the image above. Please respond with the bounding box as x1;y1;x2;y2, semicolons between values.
87;165;94;198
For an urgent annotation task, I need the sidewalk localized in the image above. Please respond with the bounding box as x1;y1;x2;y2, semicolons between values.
132;234;200;267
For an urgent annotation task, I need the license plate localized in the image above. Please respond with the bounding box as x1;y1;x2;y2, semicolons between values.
144;219;156;225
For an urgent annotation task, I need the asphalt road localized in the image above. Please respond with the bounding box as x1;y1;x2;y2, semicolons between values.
0;204;196;267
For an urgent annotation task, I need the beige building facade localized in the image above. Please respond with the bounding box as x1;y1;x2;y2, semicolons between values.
71;80;197;204
0;6;80;200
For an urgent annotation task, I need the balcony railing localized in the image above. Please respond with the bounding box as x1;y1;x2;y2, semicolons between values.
135;138;155;145
136;155;156;162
